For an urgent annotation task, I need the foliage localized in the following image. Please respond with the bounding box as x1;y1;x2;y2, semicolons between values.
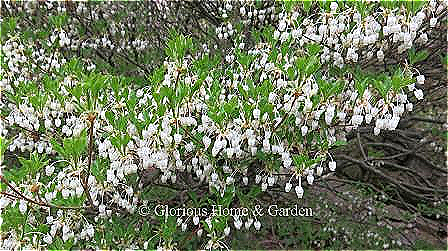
0;0;445;249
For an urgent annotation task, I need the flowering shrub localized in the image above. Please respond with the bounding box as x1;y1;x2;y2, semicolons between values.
1;0;446;249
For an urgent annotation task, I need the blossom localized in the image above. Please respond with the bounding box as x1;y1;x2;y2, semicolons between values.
193;216;200;225
329;161;336;171
211;172;218;182
414;89;424;100
295;185;304;199
301;125;308;136
202;135;211;149
374;127;381;136
224;226;230;236
330;2;338;12
273;30;280;40
278;20;287;31
245;218;253;229
267;176;275;186
19;200;27;214
377;50;384;61
307;174;314;185
430;17;437;27
253;108;261;119
234;218;242;229
45;165;55;176
43;234;53;244
416;75;425;85
261;182;268;191
285;182;292;192
173;133;182;144
325;105;335;125
197;229;203;238
239;7;245;16
1;1;438;247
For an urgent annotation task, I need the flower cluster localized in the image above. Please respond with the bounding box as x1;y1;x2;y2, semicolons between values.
1;0;445;249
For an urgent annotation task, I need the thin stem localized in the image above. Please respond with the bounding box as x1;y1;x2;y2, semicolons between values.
0;176;88;210
82;113;96;207
273;94;298;133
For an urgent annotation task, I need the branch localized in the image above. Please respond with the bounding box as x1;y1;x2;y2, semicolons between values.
336;154;436;202
0;176;88;210
82;113;96;207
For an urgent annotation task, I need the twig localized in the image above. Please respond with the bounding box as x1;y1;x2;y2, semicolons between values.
82;113;96;207
272;94;298;133
365;142;447;174
402;116;445;125
337;154;435;202
357;130;368;161
381;160;440;189
0;176;88;210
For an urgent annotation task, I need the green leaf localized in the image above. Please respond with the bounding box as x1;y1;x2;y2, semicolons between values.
126;91;138;111
71;85;83;101
223;96;239;119
91;159;107;182
17;152;48;177
303;1;313;13
304;55;321;76
306;43;322;56
159;86;172;100
331;140;348;147
8;17;17;31
51;139;66;158
105;111;115;126
355;78;369;97
256;151;267;161
188;191;199;206
409;48;429;64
